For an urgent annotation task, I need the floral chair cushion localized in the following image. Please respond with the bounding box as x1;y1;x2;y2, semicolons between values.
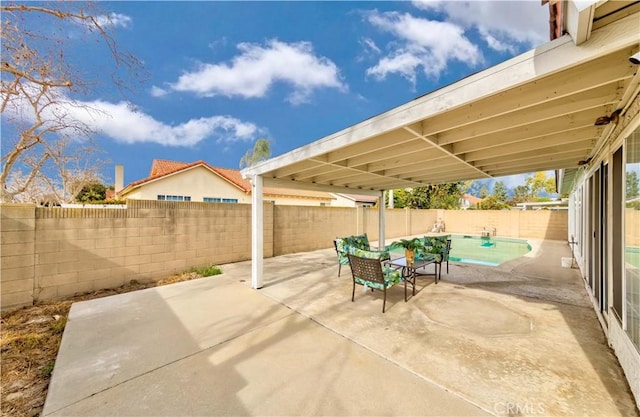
346;244;390;261
335;238;351;265
415;235;450;263
335;234;390;265
343;234;370;250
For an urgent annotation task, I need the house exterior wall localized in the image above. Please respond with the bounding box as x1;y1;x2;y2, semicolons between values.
565;102;640;408
330;194;357;207
2;203;567;311
123;166;332;206
123;166;251;203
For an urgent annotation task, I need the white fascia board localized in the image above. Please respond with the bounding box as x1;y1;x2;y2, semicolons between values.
566;0;597;45
263;178;382;196
241;12;639;179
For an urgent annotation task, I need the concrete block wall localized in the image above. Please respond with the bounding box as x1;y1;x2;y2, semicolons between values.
362;208;379;242
273;206;356;255
518;211;567;240
1;202;567;310
440;210;567;240
384;209;408;239
0;201;274;310
1;204;36;309
409;209;438;236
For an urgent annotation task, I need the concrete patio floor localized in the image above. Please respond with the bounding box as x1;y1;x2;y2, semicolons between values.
43;238;639;416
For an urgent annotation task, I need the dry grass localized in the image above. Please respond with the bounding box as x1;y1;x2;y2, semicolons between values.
0;271;215;417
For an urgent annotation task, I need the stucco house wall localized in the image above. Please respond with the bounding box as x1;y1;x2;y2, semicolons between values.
123;166;250;203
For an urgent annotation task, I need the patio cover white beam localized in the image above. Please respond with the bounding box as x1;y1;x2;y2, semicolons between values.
242;7;639;291
243;13;639;192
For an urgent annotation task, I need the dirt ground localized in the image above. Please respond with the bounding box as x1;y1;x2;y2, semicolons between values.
0;272;209;417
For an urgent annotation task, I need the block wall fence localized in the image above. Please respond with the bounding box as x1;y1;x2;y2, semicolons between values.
1;201;567;310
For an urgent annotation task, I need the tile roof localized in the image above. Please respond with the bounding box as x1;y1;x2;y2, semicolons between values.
463;194;484;205
150;159;189;176
122;160;221;191
211;166;251;191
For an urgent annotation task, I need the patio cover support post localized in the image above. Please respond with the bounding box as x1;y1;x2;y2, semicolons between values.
379;190;385;249
251;174;263;289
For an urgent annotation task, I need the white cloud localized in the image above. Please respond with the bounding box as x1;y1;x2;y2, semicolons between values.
365;11;482;83
73;101;261;146
150;86;169;98
412;0;548;52
480;29;517;54
361;37;381;55
94;13;132;29
4;83;262;147
170;39;346;104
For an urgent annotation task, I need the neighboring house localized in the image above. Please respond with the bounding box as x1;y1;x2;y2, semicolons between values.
330;193;378;208
515;200;568;210
117;160;334;206
460;193;483;210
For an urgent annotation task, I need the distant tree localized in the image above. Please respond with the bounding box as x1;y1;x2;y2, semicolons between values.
479;185;488;198
428;182;463;209
473;194;510;210
385;188;411;208
626;171;639;199
7;142;105;204
1;2;143;202
493;181;508;202
390;182;463;209
525;171;556;200
406;186;430;208
511;185;530;204
76;181;107;203
460;180;473;193
240;138;271;169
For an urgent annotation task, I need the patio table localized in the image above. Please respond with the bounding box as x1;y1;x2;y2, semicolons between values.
385;257;440;298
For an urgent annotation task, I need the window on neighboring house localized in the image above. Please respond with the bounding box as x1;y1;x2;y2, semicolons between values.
157;195;191;201
204;197;237;204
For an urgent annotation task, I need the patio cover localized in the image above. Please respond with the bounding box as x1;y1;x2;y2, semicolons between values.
242;8;640;288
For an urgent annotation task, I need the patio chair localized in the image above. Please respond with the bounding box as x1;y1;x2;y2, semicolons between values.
334;234;390;277
333;239;349;277
415;235;451;280
443;238;452;274
347;250;403;313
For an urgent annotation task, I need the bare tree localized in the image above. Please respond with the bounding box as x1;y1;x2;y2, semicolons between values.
1;2;143;203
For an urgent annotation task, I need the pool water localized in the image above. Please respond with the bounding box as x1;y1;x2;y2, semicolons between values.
448;235;531;266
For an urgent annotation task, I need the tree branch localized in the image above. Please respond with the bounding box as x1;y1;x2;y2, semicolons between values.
1;62;73;89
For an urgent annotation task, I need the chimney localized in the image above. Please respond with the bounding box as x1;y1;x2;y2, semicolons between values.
115;164;124;193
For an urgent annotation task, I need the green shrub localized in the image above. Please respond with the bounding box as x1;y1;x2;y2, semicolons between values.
626;200;640;210
190;264;223;277
50;317;67;334
42;361;55;376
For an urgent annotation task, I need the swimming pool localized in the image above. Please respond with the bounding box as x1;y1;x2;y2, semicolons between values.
448;235;531;266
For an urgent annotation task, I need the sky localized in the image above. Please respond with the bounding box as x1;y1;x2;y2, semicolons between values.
3;0;552;191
